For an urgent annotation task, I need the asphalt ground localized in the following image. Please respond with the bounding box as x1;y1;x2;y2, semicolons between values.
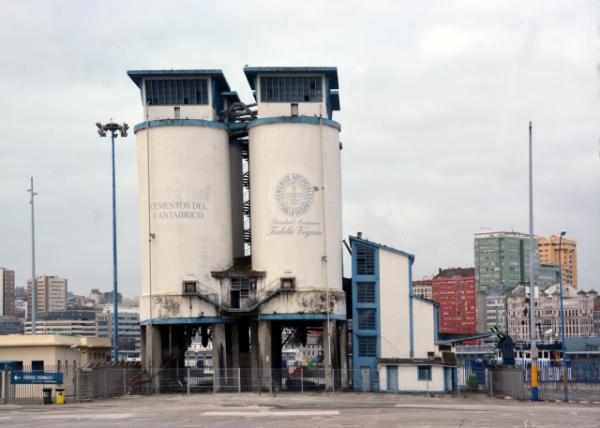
1;393;599;427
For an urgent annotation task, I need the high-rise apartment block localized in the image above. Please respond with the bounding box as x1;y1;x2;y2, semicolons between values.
474;231;535;292
537;235;578;288
27;276;68;315
0;268;16;316
432;268;476;334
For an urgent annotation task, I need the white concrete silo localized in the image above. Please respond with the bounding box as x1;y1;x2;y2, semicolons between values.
244;67;345;317
128;70;238;324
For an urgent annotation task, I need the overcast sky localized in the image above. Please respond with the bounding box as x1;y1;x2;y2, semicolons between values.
1;0;598;298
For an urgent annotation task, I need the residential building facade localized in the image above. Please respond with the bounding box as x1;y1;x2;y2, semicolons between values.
432;268;476;335
507;285;595;344
478;286;508;334
537;235;578;288
0;268;16;316
27;276;68;315
412;278;433;300
474;231;535;292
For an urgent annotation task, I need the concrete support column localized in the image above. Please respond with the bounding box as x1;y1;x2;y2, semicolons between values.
323;319;335;391
231;323;240;370
143;324;162;375
250;322;259;391
258;320;272;392
339;321;349;389
212;324;227;392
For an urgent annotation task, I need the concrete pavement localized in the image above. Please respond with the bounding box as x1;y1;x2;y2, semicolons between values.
1;393;599;427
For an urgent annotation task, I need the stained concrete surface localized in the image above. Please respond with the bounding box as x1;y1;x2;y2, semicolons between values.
1;393;599;427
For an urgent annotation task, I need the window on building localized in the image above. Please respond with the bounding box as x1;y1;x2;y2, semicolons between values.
357;309;377;330
357;282;376;303
145;79;209;106
358;336;377;357
418;365;432;381
32;360;44;372
356;246;375;275
260;76;322;102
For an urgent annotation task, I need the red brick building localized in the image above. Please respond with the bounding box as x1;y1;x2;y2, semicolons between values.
432;267;476;334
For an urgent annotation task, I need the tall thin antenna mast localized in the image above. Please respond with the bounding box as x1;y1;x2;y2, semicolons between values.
27;177;38;334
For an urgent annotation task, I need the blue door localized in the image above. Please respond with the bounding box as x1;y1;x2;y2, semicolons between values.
387;366;398;393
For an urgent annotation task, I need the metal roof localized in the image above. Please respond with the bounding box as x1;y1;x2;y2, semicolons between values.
349;235;415;262
127;69;232;92
243;66;339;90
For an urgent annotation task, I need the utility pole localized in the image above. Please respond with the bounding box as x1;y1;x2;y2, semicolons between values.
528;121;539;401
27;177;38;334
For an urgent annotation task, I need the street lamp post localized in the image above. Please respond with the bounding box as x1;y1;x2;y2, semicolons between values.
96;121;128;362
558;230;568;402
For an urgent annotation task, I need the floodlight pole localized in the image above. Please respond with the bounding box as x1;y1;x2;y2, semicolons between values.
96;121;128;362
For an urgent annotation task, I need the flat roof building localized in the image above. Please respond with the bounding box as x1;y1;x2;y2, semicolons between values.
0;335;111;368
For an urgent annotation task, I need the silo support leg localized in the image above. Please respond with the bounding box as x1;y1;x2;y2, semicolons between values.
323;319;335;392
212;324;227;392
258;321;272;392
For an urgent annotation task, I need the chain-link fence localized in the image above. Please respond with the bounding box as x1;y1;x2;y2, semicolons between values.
2;360;600;404
458;359;600;403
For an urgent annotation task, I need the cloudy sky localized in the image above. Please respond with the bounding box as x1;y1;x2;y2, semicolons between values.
1;0;598;298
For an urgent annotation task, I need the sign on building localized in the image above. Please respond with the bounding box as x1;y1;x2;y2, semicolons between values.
10;371;63;384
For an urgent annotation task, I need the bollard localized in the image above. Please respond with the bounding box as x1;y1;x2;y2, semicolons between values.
300;367;304;394
237;368;241;394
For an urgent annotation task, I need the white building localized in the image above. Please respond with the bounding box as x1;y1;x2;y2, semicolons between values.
97;306;141;361
350;234;456;393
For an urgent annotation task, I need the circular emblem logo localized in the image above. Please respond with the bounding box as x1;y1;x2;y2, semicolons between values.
275;173;314;217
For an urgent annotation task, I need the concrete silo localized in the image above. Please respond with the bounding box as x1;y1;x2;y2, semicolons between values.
128;70;240;371
243;67;346;387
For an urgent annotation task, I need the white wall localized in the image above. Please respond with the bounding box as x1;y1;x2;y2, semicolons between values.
379;249;411;358
412;298;436;358
136;125;233;321
146;105;216;121
379;365;445;392
258;103;323;119
249;121;343;316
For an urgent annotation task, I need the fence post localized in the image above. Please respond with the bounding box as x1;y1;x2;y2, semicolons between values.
269;369;273;395
3;370;8;404
187;367;191;395
123;368;127;396
489;370;493;399
300;367;304;394
212;369;216;394
332;369;335;394
104;368;108;398
237;368;241;394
